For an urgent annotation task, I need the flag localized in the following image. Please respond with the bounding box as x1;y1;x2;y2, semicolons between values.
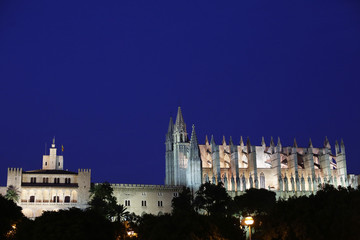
62;145;64;152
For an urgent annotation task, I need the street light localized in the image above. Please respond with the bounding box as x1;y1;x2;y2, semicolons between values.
242;216;254;240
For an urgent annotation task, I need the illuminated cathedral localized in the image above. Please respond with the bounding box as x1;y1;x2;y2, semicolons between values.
165;107;358;196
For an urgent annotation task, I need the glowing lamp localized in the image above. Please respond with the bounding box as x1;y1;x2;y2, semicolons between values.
244;216;254;226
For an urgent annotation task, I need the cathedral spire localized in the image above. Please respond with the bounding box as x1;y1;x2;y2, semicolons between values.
175;106;185;128
277;137;281;147
173;107;187;142
308;138;313;148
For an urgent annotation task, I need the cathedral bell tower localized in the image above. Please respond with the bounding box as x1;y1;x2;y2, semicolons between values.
165;107;202;188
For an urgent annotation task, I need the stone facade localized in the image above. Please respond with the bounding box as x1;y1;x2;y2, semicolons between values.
1;138;181;218
165;107;358;194
112;184;182;216
4;138;91;218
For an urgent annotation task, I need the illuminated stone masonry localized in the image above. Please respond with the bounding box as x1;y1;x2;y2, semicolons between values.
2;138;91;218
165;107;359;198
1;137;181;218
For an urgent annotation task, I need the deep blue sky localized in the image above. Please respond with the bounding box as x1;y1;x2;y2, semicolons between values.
1;0;360;186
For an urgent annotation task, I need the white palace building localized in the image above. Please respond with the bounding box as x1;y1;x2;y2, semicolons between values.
0;107;358;218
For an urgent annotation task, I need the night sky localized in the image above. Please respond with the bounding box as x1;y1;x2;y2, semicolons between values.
1;0;360;186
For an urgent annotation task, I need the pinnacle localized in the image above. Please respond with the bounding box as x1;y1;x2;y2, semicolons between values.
190;124;198;146
270;136;275;147
222;135;226;145
277;137;281;146
261;136;265;146
229;136;234;146
210;135;216;146
205;135;209;144
167;117;174;133
308;138;313;148
246;137;251;146
240;136;244;146
293;138;298;148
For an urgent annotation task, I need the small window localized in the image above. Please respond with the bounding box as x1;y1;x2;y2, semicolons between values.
29;196;35;202
142;192;146;196
31;177;36;183
43;177;49;183
45;162;47;166
173;192;178;197
158;201;163;207
141;200;147;207
158;192;163;196
65;178;71;184
64;196;70;203
58;162;60;166
125;200;130;206
54;178;60;184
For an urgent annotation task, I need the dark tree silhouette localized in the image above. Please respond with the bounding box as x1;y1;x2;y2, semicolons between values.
0;195;23;239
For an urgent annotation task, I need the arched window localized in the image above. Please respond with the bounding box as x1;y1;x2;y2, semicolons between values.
260;173;265;189
53;196;59;203
29;196;35;202
64;196;70;203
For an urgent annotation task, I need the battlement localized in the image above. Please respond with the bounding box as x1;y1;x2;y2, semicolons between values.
78;169;91;173
8;168;22;174
110;183;182;190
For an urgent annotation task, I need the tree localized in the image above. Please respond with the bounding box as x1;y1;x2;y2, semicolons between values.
0;195;23;239
234;188;276;216
18;208;114;240
5;185;20;203
113;204;129;223
171;186;194;215
88;182;118;220
193;182;233;217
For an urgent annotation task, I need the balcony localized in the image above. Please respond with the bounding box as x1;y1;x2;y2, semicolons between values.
21;183;78;188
